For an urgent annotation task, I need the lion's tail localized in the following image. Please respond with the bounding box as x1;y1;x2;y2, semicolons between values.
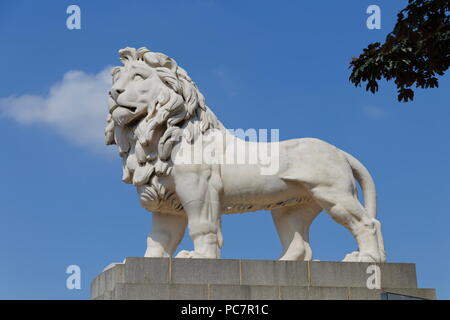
342;151;386;261
342;151;376;219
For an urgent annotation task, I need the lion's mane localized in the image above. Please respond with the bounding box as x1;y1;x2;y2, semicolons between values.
105;47;224;211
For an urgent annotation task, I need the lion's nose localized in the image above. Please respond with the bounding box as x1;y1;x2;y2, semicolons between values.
110;88;125;100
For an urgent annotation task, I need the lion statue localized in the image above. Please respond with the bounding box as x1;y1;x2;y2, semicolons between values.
105;47;386;262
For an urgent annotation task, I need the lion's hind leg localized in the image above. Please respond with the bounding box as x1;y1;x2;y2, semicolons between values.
272;203;321;261
311;186;384;263
145;212;187;258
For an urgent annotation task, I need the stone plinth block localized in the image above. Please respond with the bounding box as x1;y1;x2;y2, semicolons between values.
91;258;436;300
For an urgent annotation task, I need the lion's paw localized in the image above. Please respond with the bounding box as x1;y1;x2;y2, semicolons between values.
343;251;378;263
175;250;210;259
343;251;360;262
175;250;192;258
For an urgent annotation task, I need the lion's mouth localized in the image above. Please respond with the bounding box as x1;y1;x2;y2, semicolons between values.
111;103;147;127
110;103;138;113
118;105;137;112
108;95;138;114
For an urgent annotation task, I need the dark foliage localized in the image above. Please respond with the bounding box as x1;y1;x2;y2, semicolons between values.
349;0;449;102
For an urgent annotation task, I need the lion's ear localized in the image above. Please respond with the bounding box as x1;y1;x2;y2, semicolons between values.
160;55;177;73
144;52;177;73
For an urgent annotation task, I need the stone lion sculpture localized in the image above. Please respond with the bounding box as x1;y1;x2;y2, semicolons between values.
105;47;386;263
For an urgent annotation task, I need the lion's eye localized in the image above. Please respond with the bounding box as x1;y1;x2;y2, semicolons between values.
133;74;145;80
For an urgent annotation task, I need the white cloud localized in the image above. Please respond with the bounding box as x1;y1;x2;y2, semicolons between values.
0;67;113;152
363;105;386;119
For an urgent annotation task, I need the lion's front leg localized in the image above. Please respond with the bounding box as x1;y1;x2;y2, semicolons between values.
173;165;223;259
144;212;187;258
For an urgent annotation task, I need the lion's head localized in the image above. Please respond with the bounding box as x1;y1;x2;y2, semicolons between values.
105;47;223;212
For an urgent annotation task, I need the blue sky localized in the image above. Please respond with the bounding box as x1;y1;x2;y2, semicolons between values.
0;0;449;299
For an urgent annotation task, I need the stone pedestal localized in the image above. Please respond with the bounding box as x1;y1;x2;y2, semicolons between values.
91;258;436;300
